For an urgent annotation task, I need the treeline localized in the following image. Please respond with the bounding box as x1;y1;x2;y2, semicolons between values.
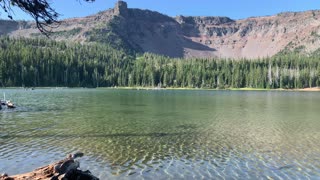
0;37;319;89
0;36;134;87
135;54;320;89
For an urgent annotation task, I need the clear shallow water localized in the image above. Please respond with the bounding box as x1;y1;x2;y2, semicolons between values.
0;88;319;179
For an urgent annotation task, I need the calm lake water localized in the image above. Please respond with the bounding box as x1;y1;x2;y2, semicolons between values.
0;88;319;179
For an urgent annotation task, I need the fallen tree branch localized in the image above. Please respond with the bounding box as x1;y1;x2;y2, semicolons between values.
0;153;99;180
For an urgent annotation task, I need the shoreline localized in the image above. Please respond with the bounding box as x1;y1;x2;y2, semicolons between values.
0;86;319;92
229;87;320;92
101;86;320;92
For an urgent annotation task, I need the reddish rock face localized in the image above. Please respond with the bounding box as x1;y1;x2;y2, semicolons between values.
2;1;320;59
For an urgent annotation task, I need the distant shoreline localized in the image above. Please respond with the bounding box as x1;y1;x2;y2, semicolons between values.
229;87;320;92
0;87;319;92
101;86;320;92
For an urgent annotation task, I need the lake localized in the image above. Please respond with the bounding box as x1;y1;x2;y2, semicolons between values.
0;89;319;179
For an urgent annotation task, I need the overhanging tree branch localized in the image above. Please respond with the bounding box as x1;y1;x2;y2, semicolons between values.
0;0;95;37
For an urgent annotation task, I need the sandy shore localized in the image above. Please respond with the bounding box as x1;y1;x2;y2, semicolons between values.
295;87;320;91
231;87;320;91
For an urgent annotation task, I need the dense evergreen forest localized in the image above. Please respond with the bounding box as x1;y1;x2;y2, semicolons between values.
0;37;319;89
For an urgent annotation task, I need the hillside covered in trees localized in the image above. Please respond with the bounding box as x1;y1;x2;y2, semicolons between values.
0;37;319;89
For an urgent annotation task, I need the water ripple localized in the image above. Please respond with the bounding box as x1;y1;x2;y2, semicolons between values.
0;89;320;179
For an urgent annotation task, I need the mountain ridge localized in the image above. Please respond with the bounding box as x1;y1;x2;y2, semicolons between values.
1;1;320;59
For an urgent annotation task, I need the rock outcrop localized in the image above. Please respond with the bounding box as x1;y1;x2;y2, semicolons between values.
114;0;128;16
2;1;320;59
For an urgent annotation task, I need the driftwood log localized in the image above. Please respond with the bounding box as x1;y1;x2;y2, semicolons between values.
0;153;99;180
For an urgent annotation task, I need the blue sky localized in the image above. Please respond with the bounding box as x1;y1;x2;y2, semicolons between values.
0;0;319;21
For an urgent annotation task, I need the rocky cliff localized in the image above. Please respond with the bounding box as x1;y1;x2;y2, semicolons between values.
2;1;320;59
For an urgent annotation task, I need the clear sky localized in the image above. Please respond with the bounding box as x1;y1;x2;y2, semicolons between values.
0;0;319;21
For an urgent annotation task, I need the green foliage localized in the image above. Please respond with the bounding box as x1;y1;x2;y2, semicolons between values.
86;17;137;54
0;36;319;89
31;28;83;38
311;31;320;38
51;27;83;37
0;36;133;87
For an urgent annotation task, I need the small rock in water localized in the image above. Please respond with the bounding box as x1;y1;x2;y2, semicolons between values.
72;152;84;159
